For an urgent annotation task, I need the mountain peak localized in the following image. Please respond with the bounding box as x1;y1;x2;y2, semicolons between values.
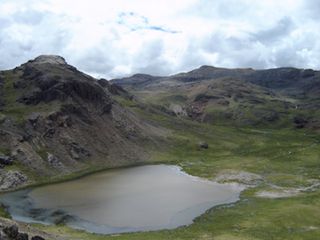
198;65;218;70
31;55;67;65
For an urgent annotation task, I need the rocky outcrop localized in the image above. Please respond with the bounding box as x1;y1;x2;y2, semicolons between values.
3;225;19;239
13;55;113;116
98;79;133;100
69;142;90;160
198;142;209;149
31;55;67;65
0;171;28;190
0;223;46;240
293;116;309;129
31;236;45;240
0;155;13;167
168;104;187;117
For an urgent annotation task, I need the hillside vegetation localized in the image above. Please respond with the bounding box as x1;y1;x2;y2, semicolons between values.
0;57;319;239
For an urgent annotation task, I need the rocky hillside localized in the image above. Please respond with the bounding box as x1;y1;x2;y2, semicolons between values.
1;58;319;189
111;65;320;129
0;55;164;191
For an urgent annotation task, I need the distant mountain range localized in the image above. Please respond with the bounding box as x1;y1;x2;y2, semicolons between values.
111;65;320;129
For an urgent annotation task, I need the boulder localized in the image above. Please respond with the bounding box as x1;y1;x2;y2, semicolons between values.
3;225;19;238
293;116;308;128
70;142;90;160
0;155;13;165
27;112;40;125
31;236;45;240
17;232;29;240
199;142;209;149
47;153;62;168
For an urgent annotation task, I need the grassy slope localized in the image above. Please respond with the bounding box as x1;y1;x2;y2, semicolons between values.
32;101;320;240
128;78;320;130
1;71;319;239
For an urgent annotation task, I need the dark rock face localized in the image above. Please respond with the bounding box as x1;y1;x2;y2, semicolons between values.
301;69;315;78
69;142;90;160
13;56;113;117
18;79;111;107
3;225;19;238
0;155;13;166
31;236;45;240
199;142;209;149
293;116;308;128
1;223;48;240
27;113;41;126
16;232;29;240
99;79;133;99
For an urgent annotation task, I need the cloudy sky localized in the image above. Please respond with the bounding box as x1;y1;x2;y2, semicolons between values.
0;0;319;78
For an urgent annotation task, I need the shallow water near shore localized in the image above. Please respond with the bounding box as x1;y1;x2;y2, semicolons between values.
0;165;243;234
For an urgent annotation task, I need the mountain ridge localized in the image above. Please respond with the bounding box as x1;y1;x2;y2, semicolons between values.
0;55;166;191
111;64;319;93
111;64;320;130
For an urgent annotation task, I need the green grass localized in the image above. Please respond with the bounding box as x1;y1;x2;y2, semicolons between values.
1;86;320;239
26;106;320;240
0;204;10;218
0;147;11;156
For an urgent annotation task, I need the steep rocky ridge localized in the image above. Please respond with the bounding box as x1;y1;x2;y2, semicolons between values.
0;55;165;190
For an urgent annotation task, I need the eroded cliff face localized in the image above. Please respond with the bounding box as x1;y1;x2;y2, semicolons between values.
0;55;165;190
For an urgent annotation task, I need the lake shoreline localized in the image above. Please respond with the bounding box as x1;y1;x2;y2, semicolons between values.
0;165;245;235
0;160;173;194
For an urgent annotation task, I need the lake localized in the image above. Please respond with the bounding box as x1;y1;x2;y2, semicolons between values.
0;165;243;234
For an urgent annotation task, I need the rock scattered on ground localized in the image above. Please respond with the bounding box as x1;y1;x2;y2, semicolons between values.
215;170;263;186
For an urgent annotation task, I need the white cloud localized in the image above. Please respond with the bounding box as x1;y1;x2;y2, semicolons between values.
0;0;319;78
